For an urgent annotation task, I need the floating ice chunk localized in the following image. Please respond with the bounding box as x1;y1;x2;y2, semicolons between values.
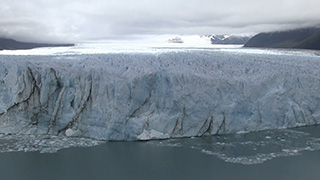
0;134;104;153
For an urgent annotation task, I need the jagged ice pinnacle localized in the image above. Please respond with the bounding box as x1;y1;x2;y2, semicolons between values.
0;49;320;140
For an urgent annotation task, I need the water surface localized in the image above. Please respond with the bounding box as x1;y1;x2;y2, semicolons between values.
1;126;320;180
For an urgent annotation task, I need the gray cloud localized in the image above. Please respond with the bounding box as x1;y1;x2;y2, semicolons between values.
0;0;319;43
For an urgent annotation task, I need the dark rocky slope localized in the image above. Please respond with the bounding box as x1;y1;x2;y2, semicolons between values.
244;27;320;50
0;38;74;50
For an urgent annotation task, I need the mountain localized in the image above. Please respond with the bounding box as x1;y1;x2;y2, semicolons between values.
244;27;320;50
202;35;251;45
0;38;74;50
167;37;184;43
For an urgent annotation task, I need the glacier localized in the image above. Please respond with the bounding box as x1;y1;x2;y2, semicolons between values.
1;48;320;141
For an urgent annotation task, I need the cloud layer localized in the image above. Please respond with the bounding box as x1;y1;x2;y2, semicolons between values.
1;0;319;42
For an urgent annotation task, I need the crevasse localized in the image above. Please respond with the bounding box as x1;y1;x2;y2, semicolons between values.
0;49;320;140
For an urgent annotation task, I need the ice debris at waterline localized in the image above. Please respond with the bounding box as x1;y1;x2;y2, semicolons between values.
0;134;104;153
150;127;320;165
1;49;320;140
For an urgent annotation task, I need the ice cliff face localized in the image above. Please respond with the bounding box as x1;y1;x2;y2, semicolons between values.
1;49;320;140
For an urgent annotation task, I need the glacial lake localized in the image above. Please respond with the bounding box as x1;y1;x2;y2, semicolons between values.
1;126;320;180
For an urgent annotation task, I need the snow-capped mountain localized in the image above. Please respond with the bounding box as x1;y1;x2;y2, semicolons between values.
164;35;250;47
201;35;251;45
167;37;184;43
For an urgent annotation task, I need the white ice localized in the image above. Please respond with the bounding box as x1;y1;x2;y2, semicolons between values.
0;44;320;140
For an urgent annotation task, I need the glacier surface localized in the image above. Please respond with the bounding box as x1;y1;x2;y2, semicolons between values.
1;48;320;140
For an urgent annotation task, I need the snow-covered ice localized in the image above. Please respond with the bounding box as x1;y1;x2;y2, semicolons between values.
0;44;320;140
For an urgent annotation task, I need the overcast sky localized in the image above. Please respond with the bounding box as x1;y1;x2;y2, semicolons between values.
0;0;319;43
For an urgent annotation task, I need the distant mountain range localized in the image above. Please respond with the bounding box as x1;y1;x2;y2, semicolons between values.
166;35;251;45
0;38;74;50
244;27;320;50
201;35;251;45
167;37;184;43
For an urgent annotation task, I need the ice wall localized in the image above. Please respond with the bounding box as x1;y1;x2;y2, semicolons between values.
1;50;320;140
